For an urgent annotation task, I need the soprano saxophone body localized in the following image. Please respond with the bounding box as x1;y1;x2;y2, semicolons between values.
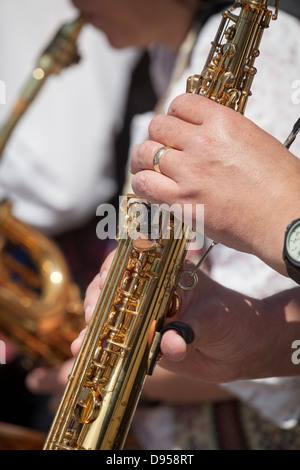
44;199;190;450
44;0;279;450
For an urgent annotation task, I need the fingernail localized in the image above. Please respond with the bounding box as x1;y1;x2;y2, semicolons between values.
99;270;108;288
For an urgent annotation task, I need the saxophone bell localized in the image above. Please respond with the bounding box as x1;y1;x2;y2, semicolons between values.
0;201;84;367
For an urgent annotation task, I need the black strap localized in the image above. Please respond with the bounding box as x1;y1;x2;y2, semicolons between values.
161;321;195;344
113;51;158;201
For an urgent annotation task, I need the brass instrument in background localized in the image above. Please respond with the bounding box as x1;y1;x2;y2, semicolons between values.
0;15;88;451
0;202;83;366
0;16;87;366
44;0;279;450
0;422;46;450
0;15;87;156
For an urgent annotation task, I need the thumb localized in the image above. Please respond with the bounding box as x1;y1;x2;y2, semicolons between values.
160;328;188;362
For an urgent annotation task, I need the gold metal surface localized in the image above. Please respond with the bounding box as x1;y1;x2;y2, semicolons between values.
0;202;84;366
44;199;190;449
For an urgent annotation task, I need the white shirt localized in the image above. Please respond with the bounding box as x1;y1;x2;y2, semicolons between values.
0;0;139;235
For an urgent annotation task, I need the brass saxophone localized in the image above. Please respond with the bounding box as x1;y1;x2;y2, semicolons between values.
0;16;87;366
0;15;87;156
44;0;279;450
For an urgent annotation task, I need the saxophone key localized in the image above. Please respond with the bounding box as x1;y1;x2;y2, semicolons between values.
74;387;101;424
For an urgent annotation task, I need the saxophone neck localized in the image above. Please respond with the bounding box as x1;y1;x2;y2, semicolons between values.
36;15;87;75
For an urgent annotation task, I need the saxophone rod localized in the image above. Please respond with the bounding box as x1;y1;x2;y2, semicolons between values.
0;15;87;157
284;117;300;150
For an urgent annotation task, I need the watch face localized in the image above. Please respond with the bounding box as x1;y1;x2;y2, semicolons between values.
287;220;300;265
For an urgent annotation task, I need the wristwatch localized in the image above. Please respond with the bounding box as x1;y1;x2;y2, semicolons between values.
283;219;300;285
